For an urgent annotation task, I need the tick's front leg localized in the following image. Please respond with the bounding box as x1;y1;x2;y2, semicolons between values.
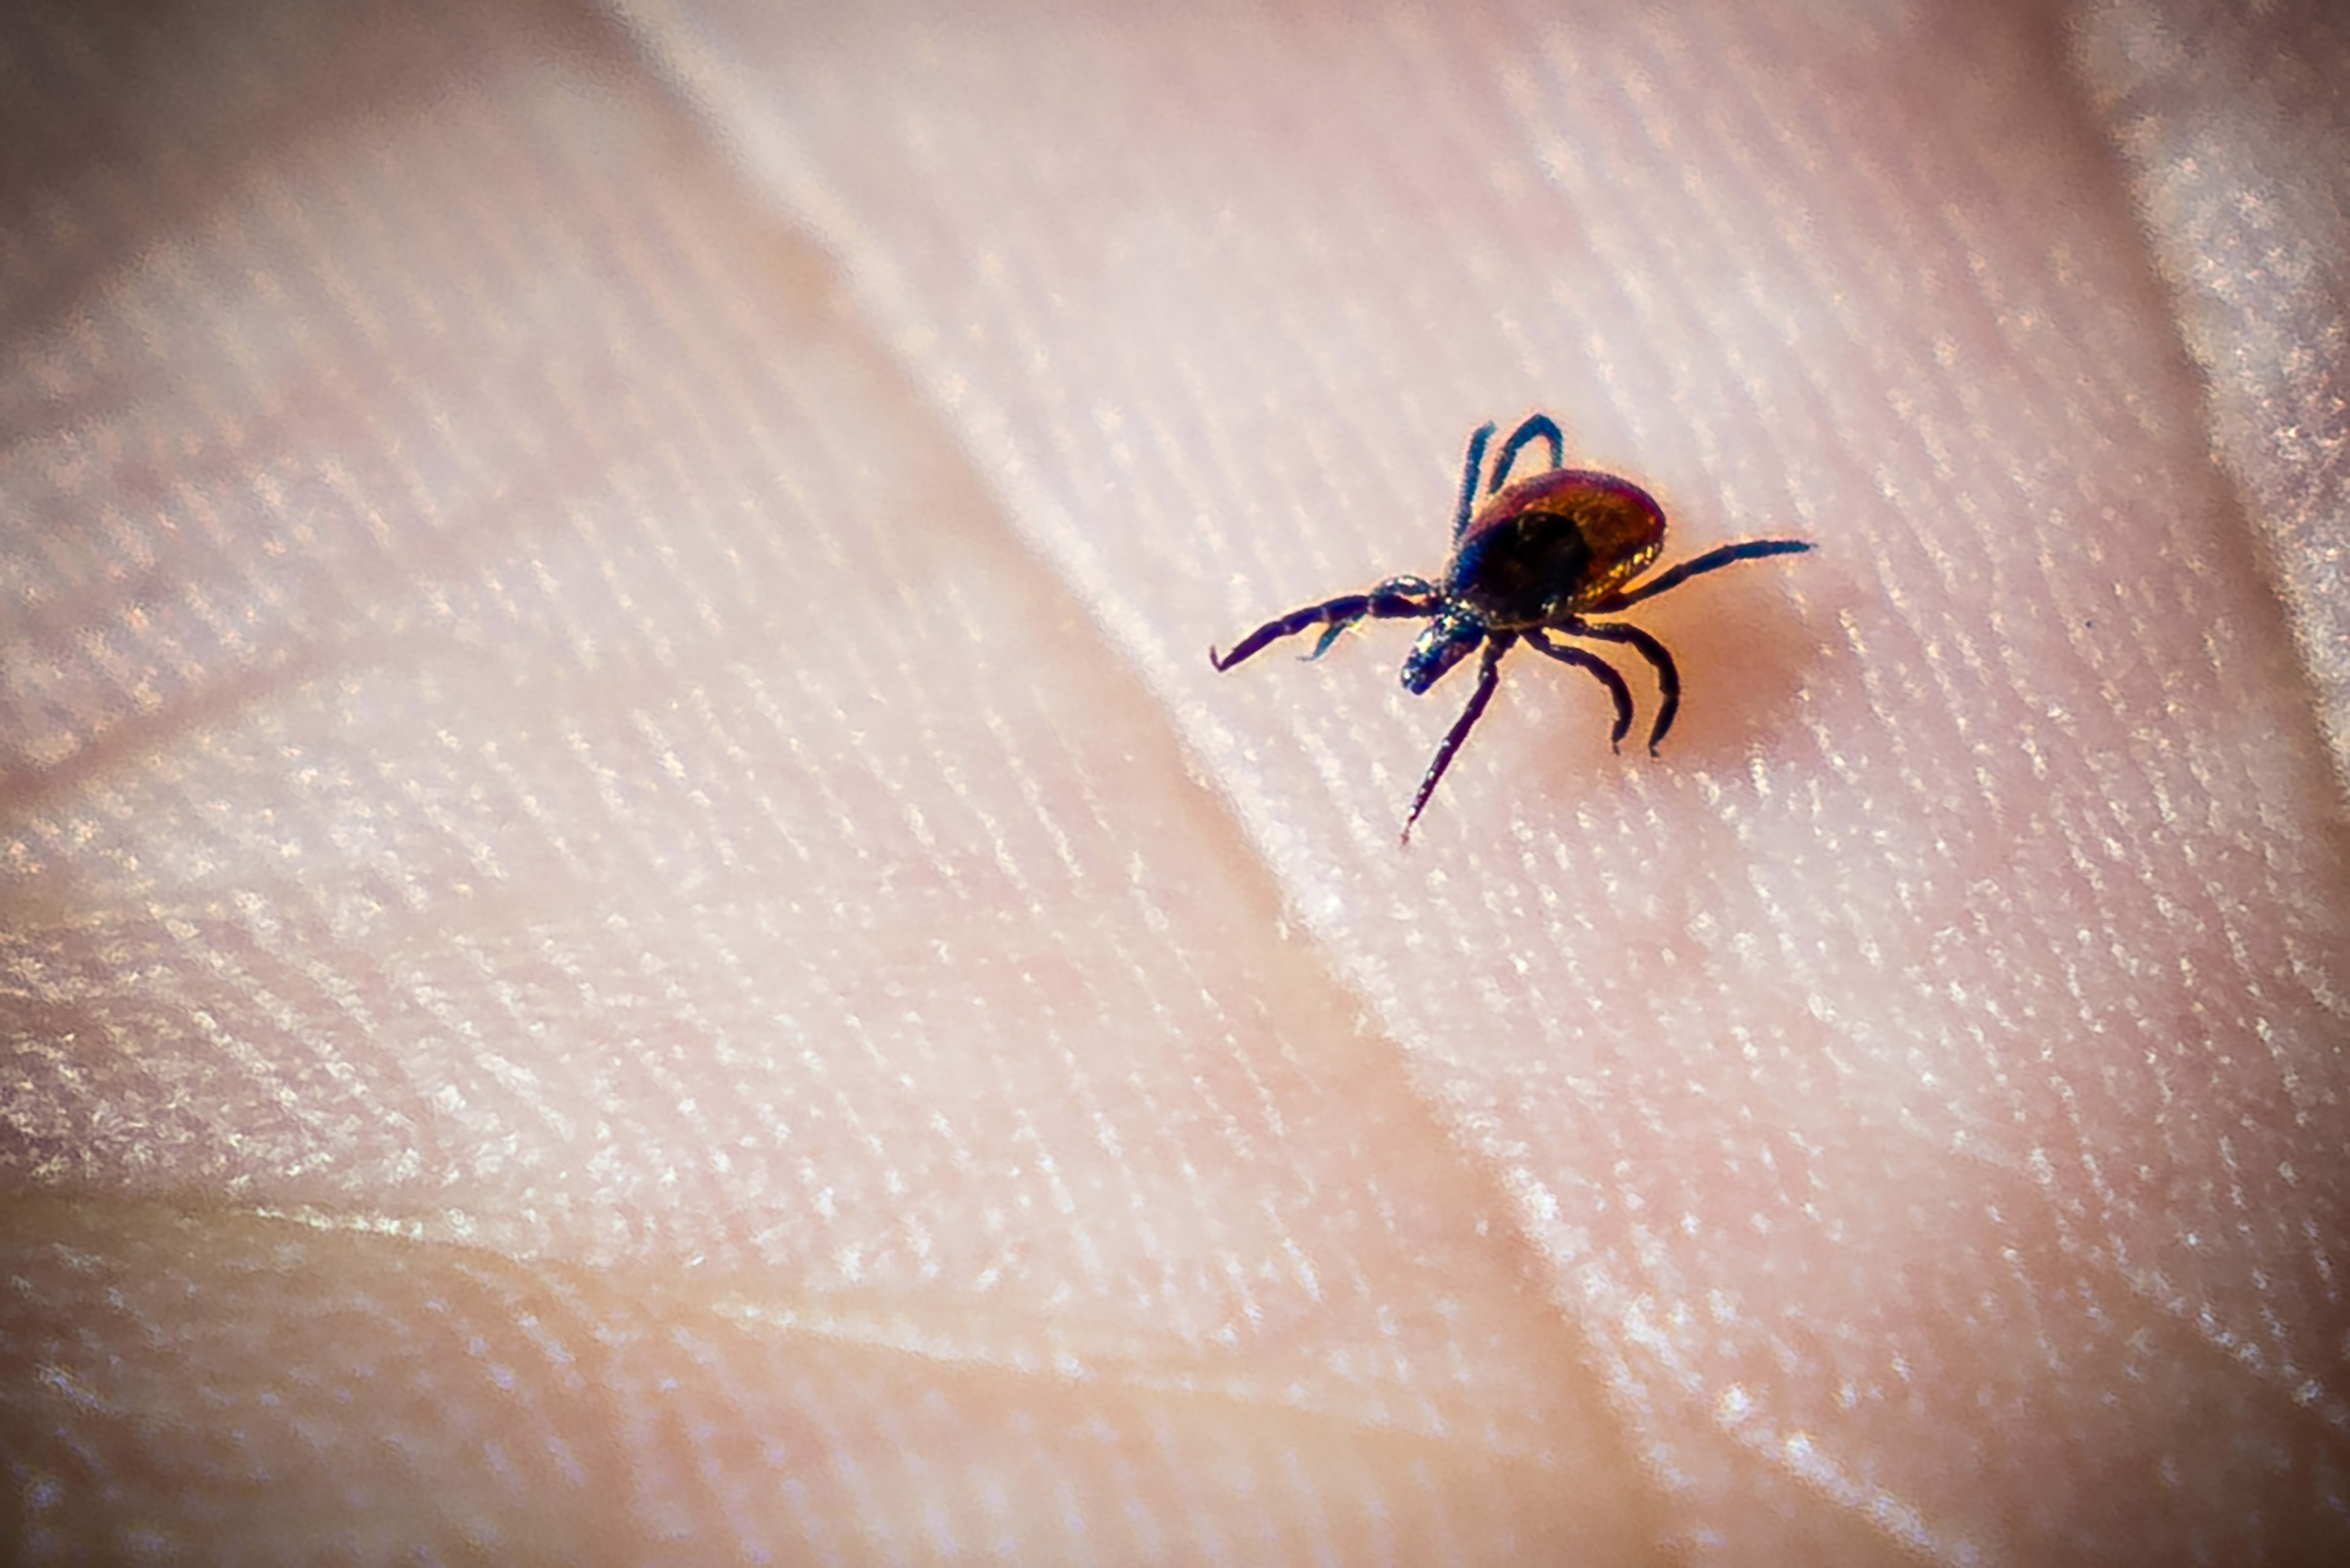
1210;578;1438;670
1402;633;1512;842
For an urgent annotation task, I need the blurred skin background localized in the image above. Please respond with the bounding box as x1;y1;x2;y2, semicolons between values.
4;0;2348;1561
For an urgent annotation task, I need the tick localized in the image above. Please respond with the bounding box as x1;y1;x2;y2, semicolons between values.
1210;414;1812;841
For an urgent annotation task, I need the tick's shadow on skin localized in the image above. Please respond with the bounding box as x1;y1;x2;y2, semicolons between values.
1513;589;1825;804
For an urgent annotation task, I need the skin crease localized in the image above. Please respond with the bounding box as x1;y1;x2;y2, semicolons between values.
4;1;2349;1564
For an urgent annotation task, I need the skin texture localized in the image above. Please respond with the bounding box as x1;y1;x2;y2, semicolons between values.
5;0;2349;1562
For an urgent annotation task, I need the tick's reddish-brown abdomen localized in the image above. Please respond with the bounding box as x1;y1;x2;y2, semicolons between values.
1445;468;1665;627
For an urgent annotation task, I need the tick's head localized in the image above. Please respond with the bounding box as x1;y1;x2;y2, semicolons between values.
1401;607;1485;695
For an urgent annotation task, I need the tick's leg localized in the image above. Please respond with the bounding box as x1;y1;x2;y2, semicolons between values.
1526;629;1633;751
1591;539;1811;611
1564;620;1679;752
1452;422;1498;542
1487;414;1565;495
1210;578;1438;670
1402;633;1512;842
1303;574;1442;659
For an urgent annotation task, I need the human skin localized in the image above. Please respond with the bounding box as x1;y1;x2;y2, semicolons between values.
4;1;2348;1562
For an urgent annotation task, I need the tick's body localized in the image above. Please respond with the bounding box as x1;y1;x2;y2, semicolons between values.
1210;414;1811;840
1446;467;1663;627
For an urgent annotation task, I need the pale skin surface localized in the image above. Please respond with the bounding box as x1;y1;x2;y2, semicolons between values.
4;1;2348;1563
